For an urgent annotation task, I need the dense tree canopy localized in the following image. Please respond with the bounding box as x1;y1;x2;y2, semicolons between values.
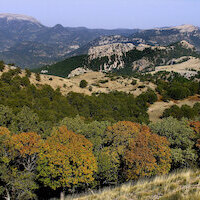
37;126;97;195
150;117;197;169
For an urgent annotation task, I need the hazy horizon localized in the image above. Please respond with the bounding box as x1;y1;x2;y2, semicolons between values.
1;0;199;29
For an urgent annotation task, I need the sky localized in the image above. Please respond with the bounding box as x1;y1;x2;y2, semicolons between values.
0;0;200;29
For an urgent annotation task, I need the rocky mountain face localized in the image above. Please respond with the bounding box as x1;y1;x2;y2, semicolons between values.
0;13;138;68
37;40;199;77
87;40;198;73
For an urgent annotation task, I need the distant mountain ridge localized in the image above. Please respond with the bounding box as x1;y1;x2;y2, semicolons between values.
129;24;200;50
0;13;200;69
0;13;138;68
68;24;200;58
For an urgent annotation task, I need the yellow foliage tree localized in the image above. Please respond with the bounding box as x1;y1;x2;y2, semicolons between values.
37;126;97;200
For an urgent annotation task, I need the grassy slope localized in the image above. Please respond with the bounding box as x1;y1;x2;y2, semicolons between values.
68;169;200;200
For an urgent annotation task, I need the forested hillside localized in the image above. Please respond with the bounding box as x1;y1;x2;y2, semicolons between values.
1;63;200;200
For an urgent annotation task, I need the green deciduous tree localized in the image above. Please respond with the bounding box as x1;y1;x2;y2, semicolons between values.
150;117;197;169
10;106;41;134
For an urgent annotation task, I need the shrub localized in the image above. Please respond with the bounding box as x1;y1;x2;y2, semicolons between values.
0;61;5;72
25;68;31;77
89;86;93;91
131;79;137;85
99;79;109;84
79;80;88;88
168;86;190;100
35;73;41;82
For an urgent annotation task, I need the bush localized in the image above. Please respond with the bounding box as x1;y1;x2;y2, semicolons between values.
35;73;41;82
89;86;93;91
79;80;88;88
99;80;109;84
131;79;137;85
162;104;198;120
0;61;5;72
25;68;31;77
168;86;190;100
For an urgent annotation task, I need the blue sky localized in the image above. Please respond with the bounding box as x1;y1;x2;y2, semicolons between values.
1;0;199;29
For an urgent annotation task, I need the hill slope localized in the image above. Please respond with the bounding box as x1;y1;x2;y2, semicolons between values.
71;170;200;200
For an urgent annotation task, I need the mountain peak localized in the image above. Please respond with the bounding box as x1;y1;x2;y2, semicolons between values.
158;24;198;33
0;13;42;26
173;24;198;33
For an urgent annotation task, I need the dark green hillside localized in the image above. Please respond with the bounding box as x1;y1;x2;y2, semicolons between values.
34;55;88;77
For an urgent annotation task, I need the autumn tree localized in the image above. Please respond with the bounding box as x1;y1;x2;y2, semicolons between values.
104;121;171;182
0;128;38;200
189;121;200;165
124;126;171;180
37;126;97;200
12;132;42;172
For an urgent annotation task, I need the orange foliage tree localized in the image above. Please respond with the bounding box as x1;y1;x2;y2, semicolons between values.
105;121;141;154
190;121;200;149
105;121;171;181
11;132;42;172
37;126;97;199
124;125;171;180
0;128;39;200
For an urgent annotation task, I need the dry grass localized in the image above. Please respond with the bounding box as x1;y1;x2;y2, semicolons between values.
153;57;200;75
148;95;200;122
66;169;200;200
2;65;156;97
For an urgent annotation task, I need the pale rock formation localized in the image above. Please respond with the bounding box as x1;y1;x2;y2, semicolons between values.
68;67;92;78
0;13;42;26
